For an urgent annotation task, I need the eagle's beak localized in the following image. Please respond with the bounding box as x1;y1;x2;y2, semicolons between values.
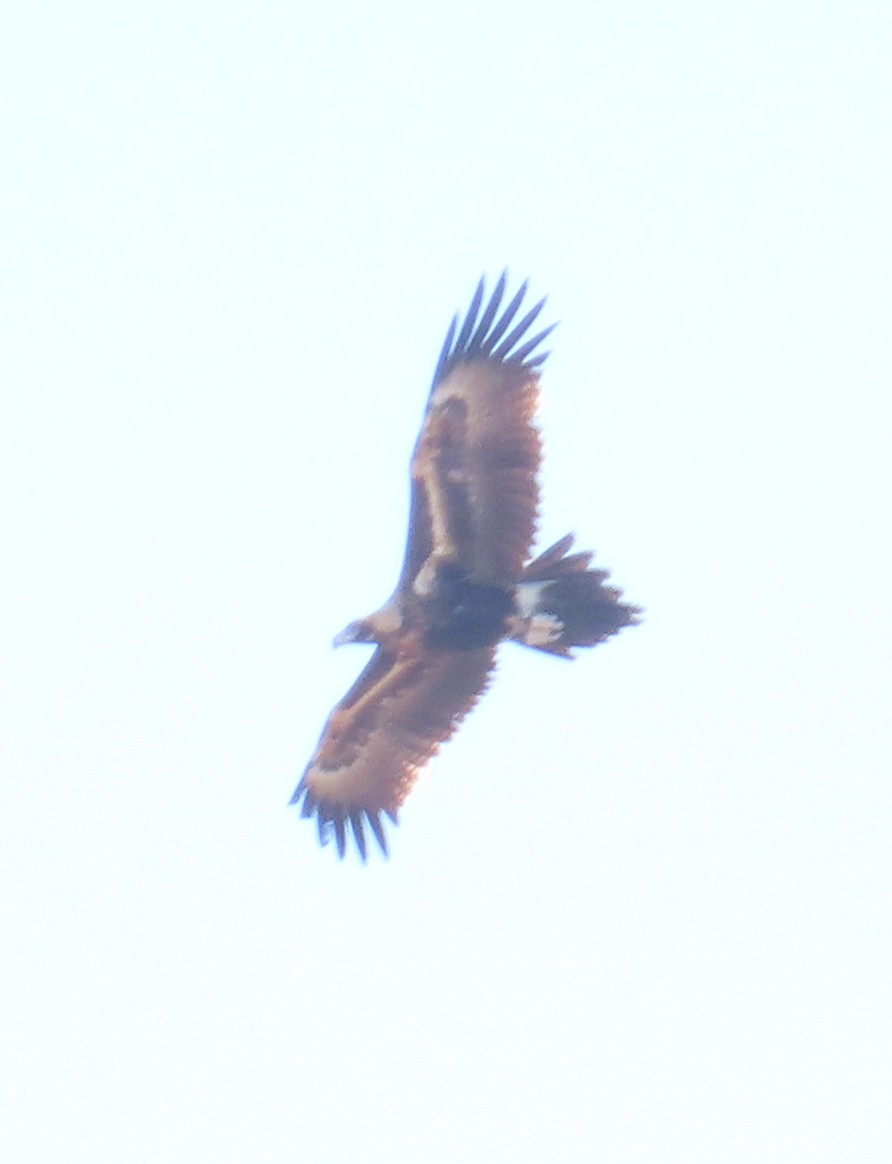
333;620;366;647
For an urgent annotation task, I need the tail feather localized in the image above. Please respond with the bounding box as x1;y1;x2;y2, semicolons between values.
519;532;593;578
510;534;640;658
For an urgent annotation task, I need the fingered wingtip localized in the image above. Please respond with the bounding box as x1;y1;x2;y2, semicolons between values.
290;780;394;862
432;273;554;386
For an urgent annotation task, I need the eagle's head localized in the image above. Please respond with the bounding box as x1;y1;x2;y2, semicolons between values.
332;602;403;648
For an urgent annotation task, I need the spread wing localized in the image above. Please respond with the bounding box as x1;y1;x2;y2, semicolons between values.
291;644;496;860
398;273;556;593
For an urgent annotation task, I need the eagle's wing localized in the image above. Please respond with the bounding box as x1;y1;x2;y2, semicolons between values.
398;273;556;593
292;643;496;860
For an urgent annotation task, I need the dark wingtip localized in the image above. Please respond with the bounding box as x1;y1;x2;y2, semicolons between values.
507;322;558;366
367;812;389;857
453;276;485;354
433;274;554;386
349;812;368;863
491;297;547;361
299;794;315;819
316;810;329;848
431;314;458;388
467;270;507;354
291;779;394;862
334;817;347;859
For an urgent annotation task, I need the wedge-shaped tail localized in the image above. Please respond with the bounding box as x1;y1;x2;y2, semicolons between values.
510;534;640;657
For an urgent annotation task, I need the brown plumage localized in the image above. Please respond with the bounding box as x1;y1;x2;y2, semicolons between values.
292;274;639;860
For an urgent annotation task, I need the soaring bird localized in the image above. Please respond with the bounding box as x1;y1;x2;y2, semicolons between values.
292;274;639;859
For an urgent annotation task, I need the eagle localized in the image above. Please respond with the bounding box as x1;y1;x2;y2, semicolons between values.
292;274;639;859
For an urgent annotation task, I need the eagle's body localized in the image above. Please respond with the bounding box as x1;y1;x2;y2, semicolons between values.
292;275;639;859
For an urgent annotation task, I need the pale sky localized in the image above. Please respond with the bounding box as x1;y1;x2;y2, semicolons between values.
2;3;891;1162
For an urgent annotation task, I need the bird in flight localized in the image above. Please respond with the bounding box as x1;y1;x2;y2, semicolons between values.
292;274;639;859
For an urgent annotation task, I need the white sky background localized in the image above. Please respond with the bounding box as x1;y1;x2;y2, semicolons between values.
2;2;890;1160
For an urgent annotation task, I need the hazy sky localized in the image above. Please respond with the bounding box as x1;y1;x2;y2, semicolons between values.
2;2;891;1161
